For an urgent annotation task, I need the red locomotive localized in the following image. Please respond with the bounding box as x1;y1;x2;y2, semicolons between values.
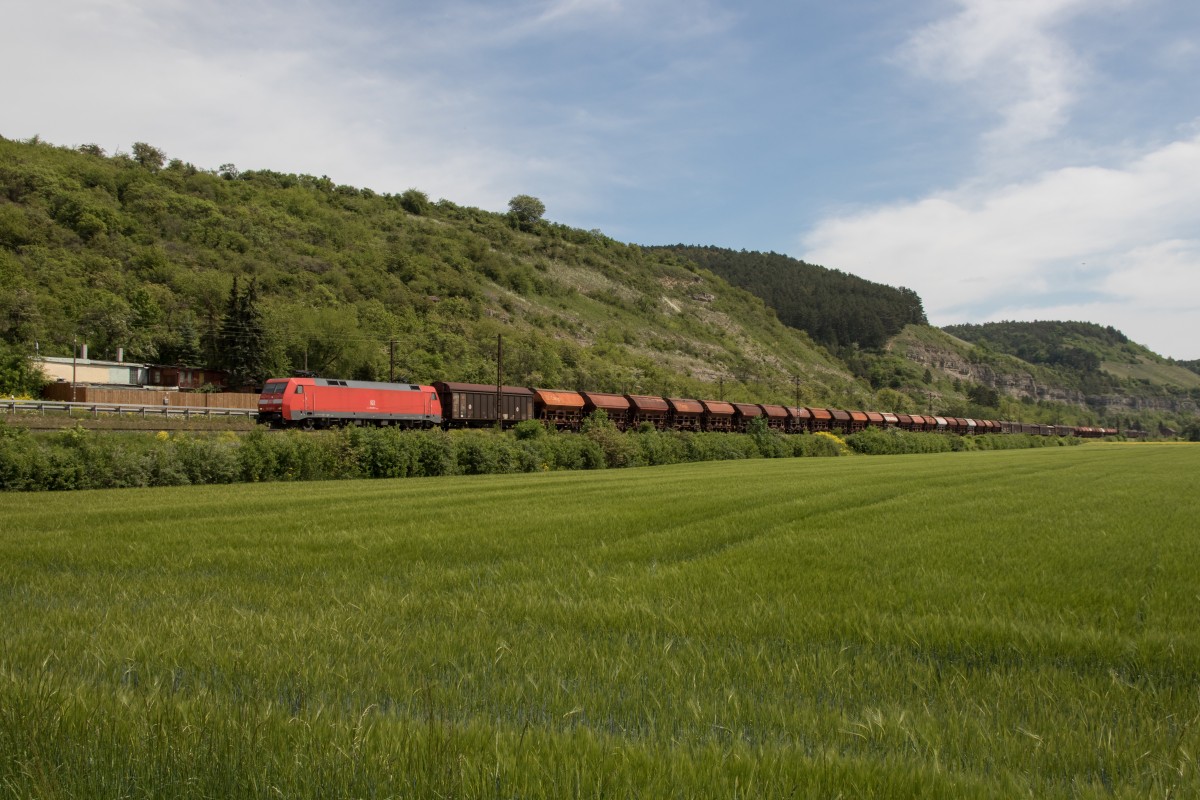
257;377;441;429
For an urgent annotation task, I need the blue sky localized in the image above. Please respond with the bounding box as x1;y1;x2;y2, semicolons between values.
4;0;1199;358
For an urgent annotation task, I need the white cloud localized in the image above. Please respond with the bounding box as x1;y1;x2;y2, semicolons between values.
899;0;1127;156
0;2;576;211
801;132;1200;358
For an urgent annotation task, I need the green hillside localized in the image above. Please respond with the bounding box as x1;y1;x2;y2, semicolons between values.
0;136;862;406
652;245;927;350
1;134;1196;431
943;321;1200;394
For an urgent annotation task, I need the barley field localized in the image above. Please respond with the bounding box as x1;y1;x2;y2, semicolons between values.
1;444;1197;798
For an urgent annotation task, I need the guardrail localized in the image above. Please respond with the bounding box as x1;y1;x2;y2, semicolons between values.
1;399;258;420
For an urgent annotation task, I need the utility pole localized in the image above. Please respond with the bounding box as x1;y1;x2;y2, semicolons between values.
389;339;396;383
793;374;801;407
495;334;503;429
71;336;78;403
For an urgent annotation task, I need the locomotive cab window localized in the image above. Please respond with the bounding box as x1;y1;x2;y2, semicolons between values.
294;385;304;395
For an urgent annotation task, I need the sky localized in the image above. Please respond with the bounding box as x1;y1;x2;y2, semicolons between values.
3;0;1198;358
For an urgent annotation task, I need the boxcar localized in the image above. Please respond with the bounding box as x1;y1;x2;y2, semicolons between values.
434;382;534;428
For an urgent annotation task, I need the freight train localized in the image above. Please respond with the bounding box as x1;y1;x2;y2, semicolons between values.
256;376;1119;438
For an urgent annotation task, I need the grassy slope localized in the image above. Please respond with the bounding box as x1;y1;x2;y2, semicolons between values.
2;444;1198;798
0;136;859;406
1101;358;1200;389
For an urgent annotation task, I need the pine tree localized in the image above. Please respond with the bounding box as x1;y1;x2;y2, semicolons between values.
218;277;269;389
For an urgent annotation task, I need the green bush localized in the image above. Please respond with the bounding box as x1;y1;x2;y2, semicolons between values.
845;427;953;455
0;420;1085;492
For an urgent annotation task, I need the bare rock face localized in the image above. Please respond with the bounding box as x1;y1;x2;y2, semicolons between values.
902;341;1198;415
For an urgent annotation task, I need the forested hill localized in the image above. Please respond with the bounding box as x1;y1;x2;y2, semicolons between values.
650;245;928;350
943;321;1149;371
0;135;867;405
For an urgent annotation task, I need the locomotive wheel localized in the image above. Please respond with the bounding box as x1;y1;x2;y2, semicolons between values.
301;418;316;431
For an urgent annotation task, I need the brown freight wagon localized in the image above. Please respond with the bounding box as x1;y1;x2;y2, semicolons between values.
627;394;670;429
806;407;833;431
731;402;763;433
434;382;534;427
865;412;885;429
667;398;705;431
532;388;586;430
581;392;632;430
828;409;853;433
846;411;869;433
787;406;812;433
881;412;899;428
700;400;735;432
759;404;789;431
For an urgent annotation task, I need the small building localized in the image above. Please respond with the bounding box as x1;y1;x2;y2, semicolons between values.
38;356;147;388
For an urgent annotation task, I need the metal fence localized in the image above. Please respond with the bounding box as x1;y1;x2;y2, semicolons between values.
1;399;257;420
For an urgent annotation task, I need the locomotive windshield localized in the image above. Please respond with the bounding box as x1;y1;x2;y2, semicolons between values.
262;382;287;394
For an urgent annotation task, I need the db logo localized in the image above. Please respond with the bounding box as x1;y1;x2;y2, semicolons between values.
370;399;377;407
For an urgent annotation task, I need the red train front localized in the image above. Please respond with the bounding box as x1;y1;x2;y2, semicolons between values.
257;377;442;429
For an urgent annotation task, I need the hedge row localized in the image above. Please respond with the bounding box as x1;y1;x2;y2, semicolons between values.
842;426;1081;455
0;417;1072;492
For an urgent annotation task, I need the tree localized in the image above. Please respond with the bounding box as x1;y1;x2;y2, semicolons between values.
0;341;46;397
399;188;430;215
131;142;166;171
218;277;270;389
507;194;545;231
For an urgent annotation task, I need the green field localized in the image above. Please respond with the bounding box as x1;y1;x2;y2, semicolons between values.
2;445;1197;798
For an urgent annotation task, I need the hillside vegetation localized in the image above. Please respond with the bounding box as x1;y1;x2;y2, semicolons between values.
652;245;927;351
944;321;1200;398
0;136;860;406
1;135;1196;430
